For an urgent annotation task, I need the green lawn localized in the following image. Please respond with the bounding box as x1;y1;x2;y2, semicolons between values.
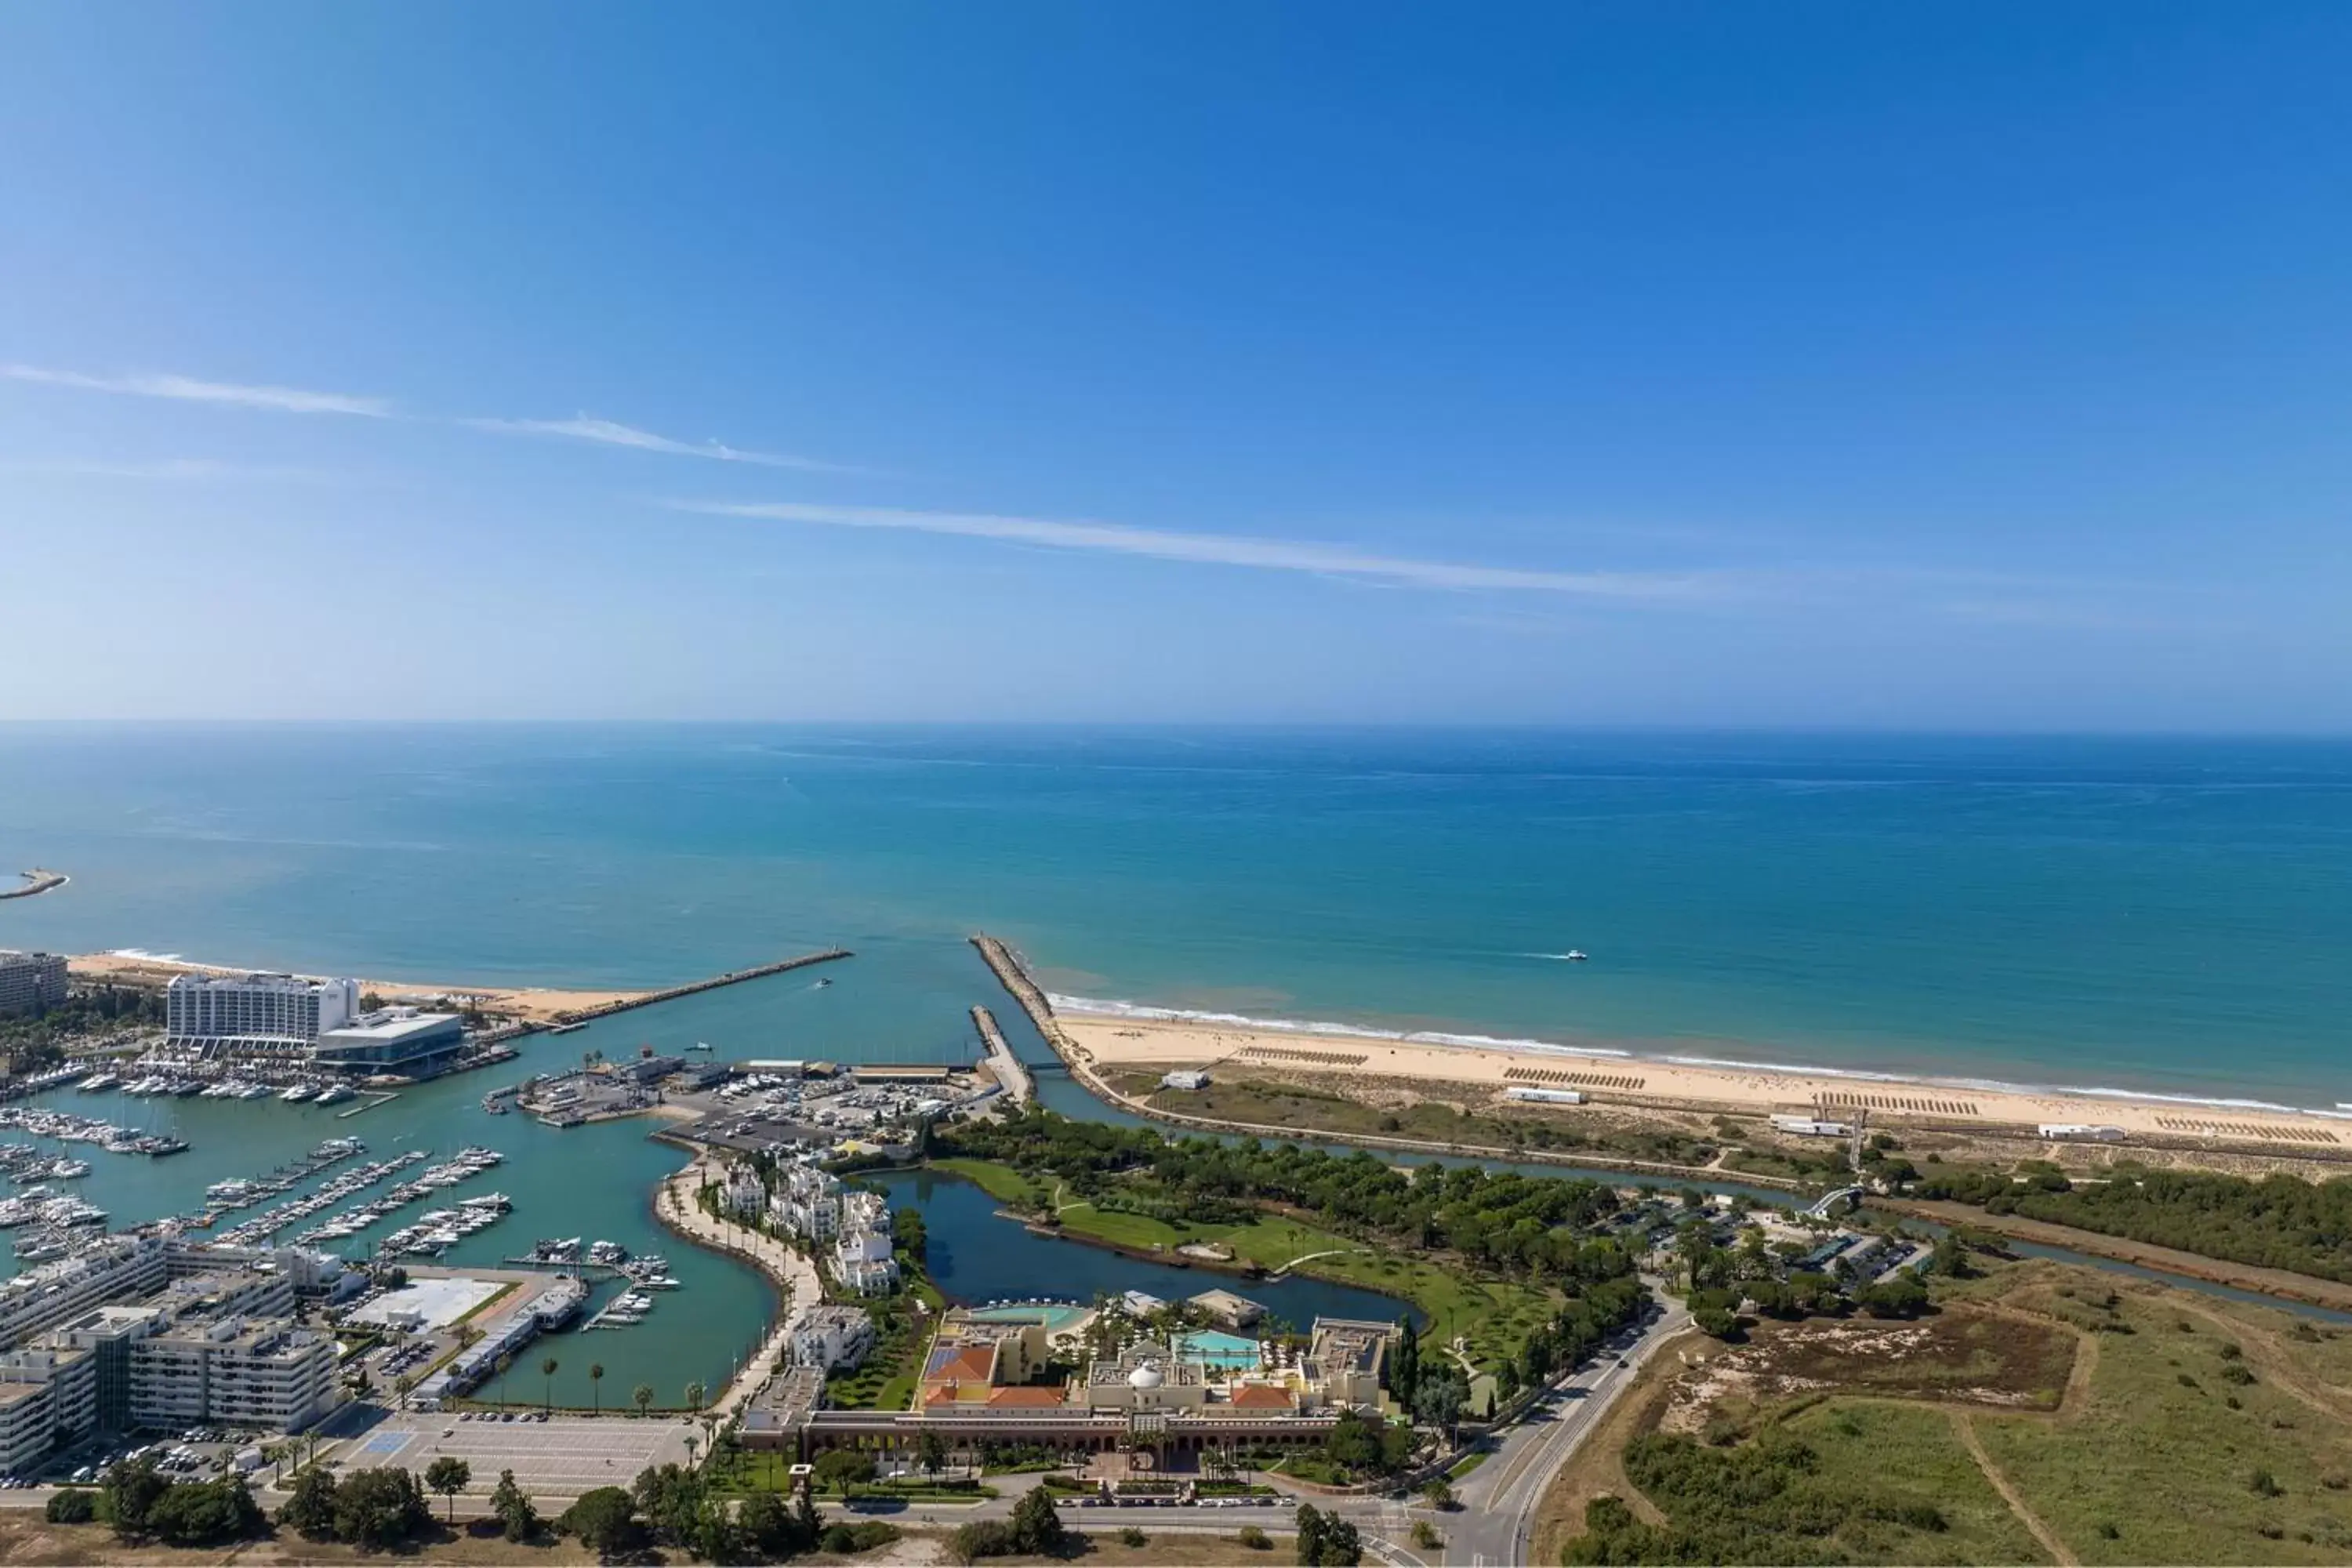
934;1158;1555;1377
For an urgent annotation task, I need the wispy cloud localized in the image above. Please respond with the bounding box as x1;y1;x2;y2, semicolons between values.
4;361;855;471
666;499;1733;598
459;415;850;471
0;364;393;417
0;457;346;482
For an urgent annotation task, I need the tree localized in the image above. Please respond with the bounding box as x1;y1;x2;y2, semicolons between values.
1010;1484;1065;1554
631;1462;707;1545
633;1382;655;1418
1389;1319;1420;1410
278;1465;339;1539
542;1354;561;1413
333;1466;434;1551
45;1488;96;1524
426;1456;472;1523
489;1468;540;1543
148;1477;265;1547
684;1378;706;1414
102;1457;169;1539
740;1490;808;1559
1296;1503;1328;1565
1414;1371;1468;1439
1421;1479;1458;1511
560;1486;643;1563
590;1360;606;1415
919;1428;949;1480
812;1447;877;1494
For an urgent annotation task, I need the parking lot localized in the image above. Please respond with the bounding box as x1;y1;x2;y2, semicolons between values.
332;1412;701;1497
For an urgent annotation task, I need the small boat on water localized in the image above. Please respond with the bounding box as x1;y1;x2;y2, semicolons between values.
687;1041;713;1052
280;1084;314;1103
76;1073;118;1093
1565;950;1589;962
547;1021;587;1036
315;1084;356;1105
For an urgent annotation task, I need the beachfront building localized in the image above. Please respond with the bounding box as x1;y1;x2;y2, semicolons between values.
790;1305;877;1374
313;1007;466;1077
771;1164;844;1242
166;973;359;1058
0;951;69;1018
834;1190;899;1295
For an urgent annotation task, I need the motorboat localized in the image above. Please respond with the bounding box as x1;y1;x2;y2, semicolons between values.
1565;950;1589;962
280;1084;314;1103
76;1073;119;1092
314;1084;356;1105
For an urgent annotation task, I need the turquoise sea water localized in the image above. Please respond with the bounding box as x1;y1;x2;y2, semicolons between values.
3;724;2350;1108
4;724;2352;1105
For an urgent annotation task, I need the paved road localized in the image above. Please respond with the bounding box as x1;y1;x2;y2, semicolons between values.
1443;1287;1693;1566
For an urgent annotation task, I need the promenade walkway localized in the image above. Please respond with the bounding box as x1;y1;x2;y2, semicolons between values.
653;1156;822;1421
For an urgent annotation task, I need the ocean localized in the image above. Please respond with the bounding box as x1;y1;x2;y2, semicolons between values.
3;724;2350;1109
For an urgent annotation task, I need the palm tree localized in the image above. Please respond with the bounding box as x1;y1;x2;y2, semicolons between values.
590;1362;605;1416
684;1379;706;1414
633;1382;655;1419
684;1433;700;1471
540;1356;560;1414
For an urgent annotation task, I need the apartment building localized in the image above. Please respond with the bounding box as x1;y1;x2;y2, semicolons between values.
0;1345;96;1477
129;1314;339;1433
0;1236;171;1348
165;973;359;1057
723;1163;768;1220
0;951;69;1018
790;1305;877;1373
833;1190;899;1296
770;1164;843;1241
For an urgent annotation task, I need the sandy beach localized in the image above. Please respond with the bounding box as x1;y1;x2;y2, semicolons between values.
67;951;651;1025
1057;1011;2352;1152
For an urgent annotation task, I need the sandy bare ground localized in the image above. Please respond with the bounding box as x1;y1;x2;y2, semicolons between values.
1060;1013;2352;1153
68;953;649;1024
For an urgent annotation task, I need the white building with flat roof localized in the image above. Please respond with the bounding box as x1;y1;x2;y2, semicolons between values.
0;1345;96;1478
168;973;359;1058
314;1007;466;1075
790;1305;877;1373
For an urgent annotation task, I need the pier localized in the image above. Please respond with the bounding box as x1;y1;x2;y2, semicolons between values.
969;1004;1033;1107
486;947;853;1043
0;868;67;901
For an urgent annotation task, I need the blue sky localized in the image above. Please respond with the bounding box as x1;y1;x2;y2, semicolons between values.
2;4;2347;727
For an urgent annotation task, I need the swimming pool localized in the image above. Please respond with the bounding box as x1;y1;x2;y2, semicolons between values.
964;1303;1092;1332
1175;1329;1264;1370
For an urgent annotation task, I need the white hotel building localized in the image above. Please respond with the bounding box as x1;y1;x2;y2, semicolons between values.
166;973;359;1058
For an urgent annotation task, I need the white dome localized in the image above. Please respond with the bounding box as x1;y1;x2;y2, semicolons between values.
1128;1362;1165;1389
